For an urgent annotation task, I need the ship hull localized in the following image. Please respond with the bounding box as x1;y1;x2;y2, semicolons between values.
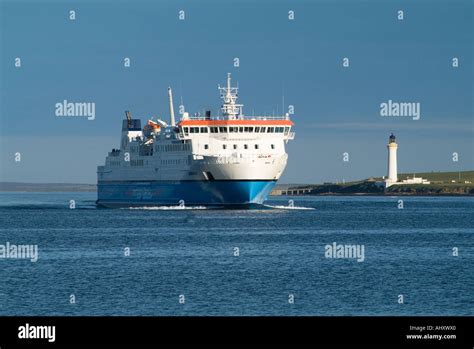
96;180;276;207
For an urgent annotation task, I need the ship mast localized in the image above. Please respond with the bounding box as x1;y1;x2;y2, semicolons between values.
218;73;243;120
168;87;176;126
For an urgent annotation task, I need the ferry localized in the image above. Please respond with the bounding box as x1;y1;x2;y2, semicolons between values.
97;73;295;207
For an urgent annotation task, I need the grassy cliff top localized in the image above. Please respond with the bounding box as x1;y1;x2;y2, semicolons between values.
371;170;474;183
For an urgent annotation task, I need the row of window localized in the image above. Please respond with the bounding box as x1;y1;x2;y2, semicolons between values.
160;158;190;166
203;144;275;150
182;126;290;135
109;159;147;167
155;143;191;152
109;158;190;167
130;159;144;166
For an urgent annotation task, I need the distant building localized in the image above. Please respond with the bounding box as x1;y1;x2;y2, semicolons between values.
400;176;431;185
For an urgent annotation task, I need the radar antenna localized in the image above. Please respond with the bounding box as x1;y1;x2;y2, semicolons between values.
218;73;243;120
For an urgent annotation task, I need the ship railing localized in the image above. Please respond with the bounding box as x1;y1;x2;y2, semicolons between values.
185;115;291;121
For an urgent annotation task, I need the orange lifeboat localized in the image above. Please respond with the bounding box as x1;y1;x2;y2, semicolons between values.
147;120;160;130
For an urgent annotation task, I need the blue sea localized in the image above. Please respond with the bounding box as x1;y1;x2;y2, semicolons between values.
0;192;472;316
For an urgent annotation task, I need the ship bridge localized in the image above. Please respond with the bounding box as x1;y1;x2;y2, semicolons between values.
177;73;294;141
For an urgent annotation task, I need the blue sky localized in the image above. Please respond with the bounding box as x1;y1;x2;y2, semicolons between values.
1;0;473;184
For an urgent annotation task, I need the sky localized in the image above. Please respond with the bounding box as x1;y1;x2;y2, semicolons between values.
1;0;473;184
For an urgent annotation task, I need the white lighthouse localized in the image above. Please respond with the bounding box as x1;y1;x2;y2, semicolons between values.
385;133;398;187
376;133;431;189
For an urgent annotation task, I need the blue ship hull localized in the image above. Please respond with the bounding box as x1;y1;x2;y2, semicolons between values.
96;180;276;207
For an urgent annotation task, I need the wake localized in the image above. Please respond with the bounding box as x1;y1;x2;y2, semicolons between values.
125;206;208;210
263;204;315;210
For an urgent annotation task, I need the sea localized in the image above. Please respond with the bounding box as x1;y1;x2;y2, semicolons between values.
0;192;472;316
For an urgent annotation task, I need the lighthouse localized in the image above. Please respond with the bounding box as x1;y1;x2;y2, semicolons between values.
385;133;398;186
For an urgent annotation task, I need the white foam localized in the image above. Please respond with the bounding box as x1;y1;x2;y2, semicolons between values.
264;204;315;210
125;206;208;210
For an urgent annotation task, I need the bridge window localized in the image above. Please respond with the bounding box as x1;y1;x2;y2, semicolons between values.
239;127;244;132
284;127;289;135
267;127;275;133
219;127;227;133
210;127;218;133
200;127;208;133
260;127;266;133
131;159;144;167
249;127;254;132
255;127;260;132
244;127;249;132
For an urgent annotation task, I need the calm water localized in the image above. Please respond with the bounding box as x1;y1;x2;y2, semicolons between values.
0;192;472;316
